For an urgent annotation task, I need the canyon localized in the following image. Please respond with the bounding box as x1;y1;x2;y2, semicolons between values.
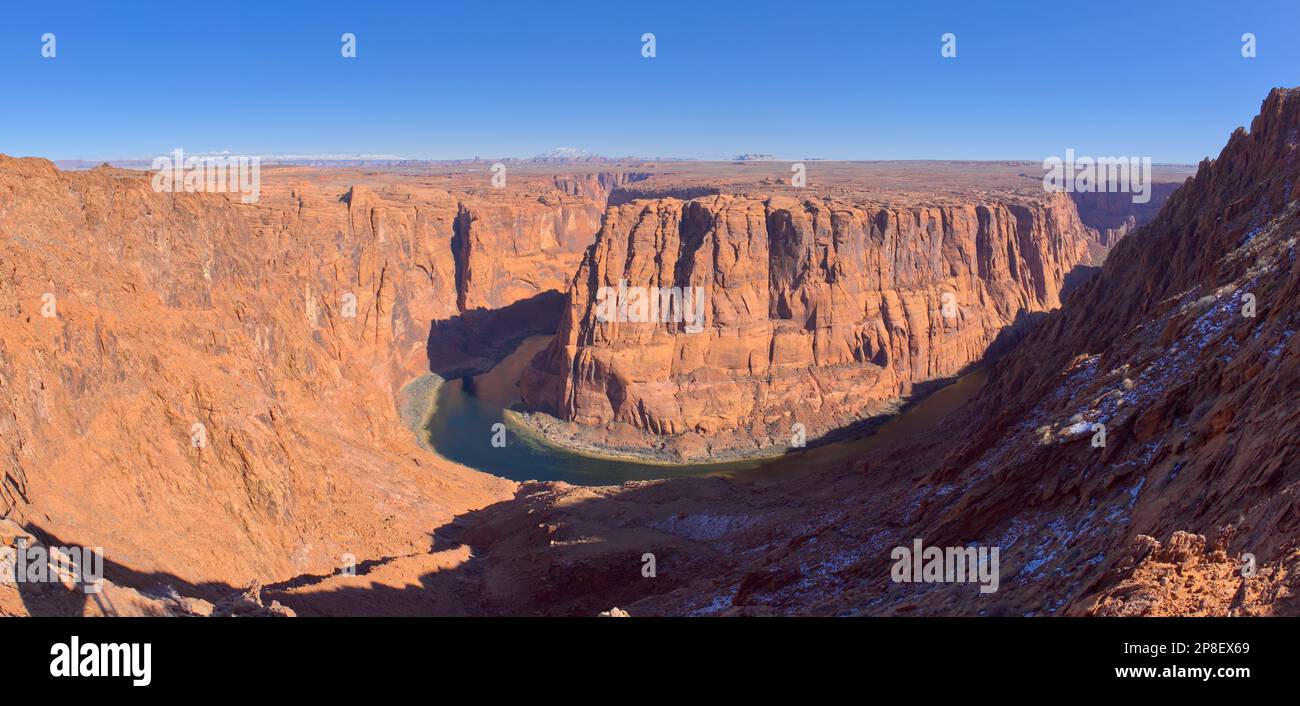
455;89;1299;617
9;104;1287;617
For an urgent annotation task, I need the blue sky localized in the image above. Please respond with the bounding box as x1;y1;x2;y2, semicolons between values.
1;0;1297;162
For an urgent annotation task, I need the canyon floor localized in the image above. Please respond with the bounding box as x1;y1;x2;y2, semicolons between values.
9;120;1297;618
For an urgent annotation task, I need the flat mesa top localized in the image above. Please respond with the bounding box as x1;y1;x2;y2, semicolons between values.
288;160;1197;202
40;157;1200;207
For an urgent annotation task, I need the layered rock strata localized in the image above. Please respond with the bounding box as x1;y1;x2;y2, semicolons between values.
520;191;1100;460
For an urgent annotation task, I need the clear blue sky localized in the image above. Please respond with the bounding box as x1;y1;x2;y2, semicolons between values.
2;0;1296;162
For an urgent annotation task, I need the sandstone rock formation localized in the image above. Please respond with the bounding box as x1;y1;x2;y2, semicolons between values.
452;193;604;312
908;86;1300;616
550;171;651;200
281;88;1296;619
0;157;664;615
0;158;522;605
520;191;1100;460
281;170;622;376
1068;185;1181;247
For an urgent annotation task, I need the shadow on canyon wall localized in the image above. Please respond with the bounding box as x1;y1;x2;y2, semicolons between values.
982;261;1103;364
1060;264;1103;302
425;290;566;378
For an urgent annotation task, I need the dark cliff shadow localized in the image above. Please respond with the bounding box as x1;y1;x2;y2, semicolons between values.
259;476;756;617
1060;263;1102;302
8;524;249;617
425;290;566;378
978;261;1103;366
8;521;490;617
5;483;735;617
981;309;1051;364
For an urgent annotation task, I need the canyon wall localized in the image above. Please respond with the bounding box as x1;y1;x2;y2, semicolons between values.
903;87;1300;615
242;174;617;382
0;160;643;613
520;190;1098;460
0;160;536;597
550;171;652;200
1068;183;1181;247
452;194;605;312
306;173;624;377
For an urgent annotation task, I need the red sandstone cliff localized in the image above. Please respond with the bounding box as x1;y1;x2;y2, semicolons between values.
0;157;658;614
270;171;619;377
0;159;517;606
452;193;605;312
520;191;1098;460
1068;184;1182;247
903;87;1300;615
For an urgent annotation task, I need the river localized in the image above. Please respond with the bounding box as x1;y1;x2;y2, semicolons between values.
424;335;987;485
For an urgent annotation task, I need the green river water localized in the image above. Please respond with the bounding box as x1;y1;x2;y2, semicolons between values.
424;335;987;485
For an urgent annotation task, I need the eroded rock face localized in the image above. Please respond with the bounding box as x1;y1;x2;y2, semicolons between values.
901;87;1300;616
520;191;1098;460
0;159;526;594
1068;185;1180;247
311;173;623;377
0;155;649;605
550;171;652;200
452;194;605;312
